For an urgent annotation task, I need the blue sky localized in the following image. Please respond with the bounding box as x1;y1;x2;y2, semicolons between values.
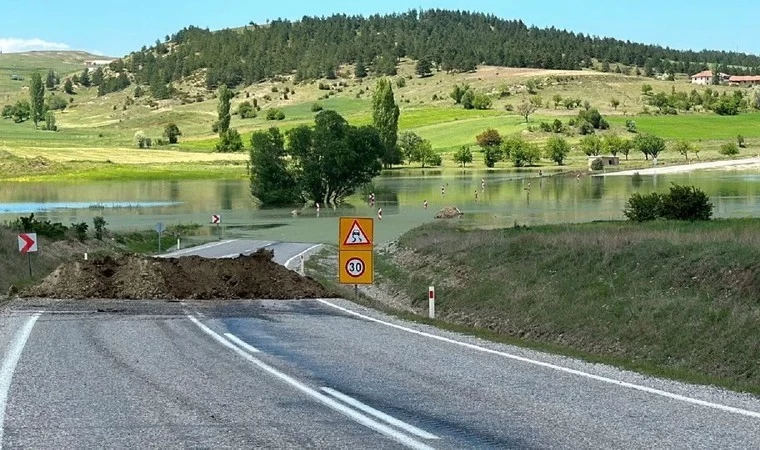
1;0;757;56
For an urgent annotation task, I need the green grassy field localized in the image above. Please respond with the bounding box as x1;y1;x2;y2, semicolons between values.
329;219;760;394
1;54;759;178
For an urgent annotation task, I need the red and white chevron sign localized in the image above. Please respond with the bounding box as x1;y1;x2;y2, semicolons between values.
18;233;38;254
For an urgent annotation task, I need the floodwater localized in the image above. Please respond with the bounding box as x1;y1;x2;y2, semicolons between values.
1;169;759;244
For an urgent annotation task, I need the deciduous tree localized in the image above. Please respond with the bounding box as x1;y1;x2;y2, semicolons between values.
453;145;473;167
372;78;401;167
163;123;182;144
216;84;233;135
29;72;45;128
544;136;570;165
516;101;536;122
250;127;299;205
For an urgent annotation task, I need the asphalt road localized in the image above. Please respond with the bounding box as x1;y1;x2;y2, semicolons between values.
1;239;759;448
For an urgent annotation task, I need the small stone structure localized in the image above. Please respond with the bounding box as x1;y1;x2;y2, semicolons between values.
588;155;619;169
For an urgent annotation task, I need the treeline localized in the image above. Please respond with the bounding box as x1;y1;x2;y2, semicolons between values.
126;10;760;89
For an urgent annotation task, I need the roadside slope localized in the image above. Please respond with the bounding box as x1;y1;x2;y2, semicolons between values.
362;219;760;393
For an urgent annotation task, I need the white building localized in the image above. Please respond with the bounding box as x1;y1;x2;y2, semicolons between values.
690;70;730;85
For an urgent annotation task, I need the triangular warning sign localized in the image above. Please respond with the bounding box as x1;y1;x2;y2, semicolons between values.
343;220;372;246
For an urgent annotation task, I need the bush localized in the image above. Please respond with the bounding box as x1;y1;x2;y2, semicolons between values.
311;103;323;112
590;158;604;171
539;121;552;132
624;185;713;222
237;101;256;119
215;128;244;152
551;119;564;133
134;131;150;148
737;135;746;148
472;93;492;110
623;192;664;222
719;142;739;156
10;214;67;240
266;109;285;120
396;77;406;88
625;120;637;133
504;103;513;111
93;216;107;240
578;120;595;135
428;153;442;166
71;222;88;242
659;184;713;221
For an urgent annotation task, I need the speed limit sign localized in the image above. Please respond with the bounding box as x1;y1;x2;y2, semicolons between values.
345;257;366;277
339;251;373;284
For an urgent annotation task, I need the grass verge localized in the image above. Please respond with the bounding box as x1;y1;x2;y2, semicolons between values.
307;220;760;395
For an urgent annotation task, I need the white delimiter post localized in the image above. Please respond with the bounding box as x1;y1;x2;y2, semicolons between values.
428;286;435;319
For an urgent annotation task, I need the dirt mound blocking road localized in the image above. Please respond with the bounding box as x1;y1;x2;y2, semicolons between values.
23;249;335;300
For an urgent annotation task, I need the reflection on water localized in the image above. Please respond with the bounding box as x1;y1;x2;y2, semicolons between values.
0;170;759;243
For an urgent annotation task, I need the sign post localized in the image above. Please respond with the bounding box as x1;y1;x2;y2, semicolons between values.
18;233;38;279
155;222;164;253
338;217;374;287
211;214;221;240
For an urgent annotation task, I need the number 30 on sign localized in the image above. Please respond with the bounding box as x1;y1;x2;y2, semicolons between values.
339;250;373;284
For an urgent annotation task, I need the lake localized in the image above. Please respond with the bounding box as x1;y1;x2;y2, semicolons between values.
1;169;759;244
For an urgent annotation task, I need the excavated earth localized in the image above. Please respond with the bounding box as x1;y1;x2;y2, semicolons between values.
23;249;335;300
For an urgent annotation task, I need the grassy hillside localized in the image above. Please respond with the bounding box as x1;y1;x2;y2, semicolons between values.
365;219;760;394
1;55;759;179
0;51;109;98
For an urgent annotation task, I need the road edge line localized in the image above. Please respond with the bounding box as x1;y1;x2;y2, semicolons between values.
0;312;41;445
186;315;434;450
284;244;322;270
223;333;261;353
317;299;760;420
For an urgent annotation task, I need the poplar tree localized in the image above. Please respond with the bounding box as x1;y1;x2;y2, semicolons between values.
371;78;401;167
29;72;45;128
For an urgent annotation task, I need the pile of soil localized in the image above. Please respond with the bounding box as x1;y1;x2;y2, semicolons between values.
435;206;464;219
23;249;335;300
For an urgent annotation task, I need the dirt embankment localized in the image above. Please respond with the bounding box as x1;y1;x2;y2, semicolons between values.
23;248;335;300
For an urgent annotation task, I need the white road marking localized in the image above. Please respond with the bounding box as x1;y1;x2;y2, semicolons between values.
321;387;439;440
223;333;260;353
158;239;236;257
284;244;322;270
187;315;434;450
317;300;760;420
0;313;41;445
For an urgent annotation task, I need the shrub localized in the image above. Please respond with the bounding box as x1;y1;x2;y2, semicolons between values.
10;214;67;240
504;103;514;111
719;142;739;156
472;93;492;110
578;120;595;135
659;184;713;221
428;153;442;166
266;109;285;120
237;101;256;118
134;131;150;148
625;120;637;133
93;216;108;240
71;222;88;242
311;103;323;112
551;119;564;133
590;158;604;171
624;192;663;221
215;128;244;152
624;184;713;222
737;135;746;148
539;121;552;132
396;77;406;88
